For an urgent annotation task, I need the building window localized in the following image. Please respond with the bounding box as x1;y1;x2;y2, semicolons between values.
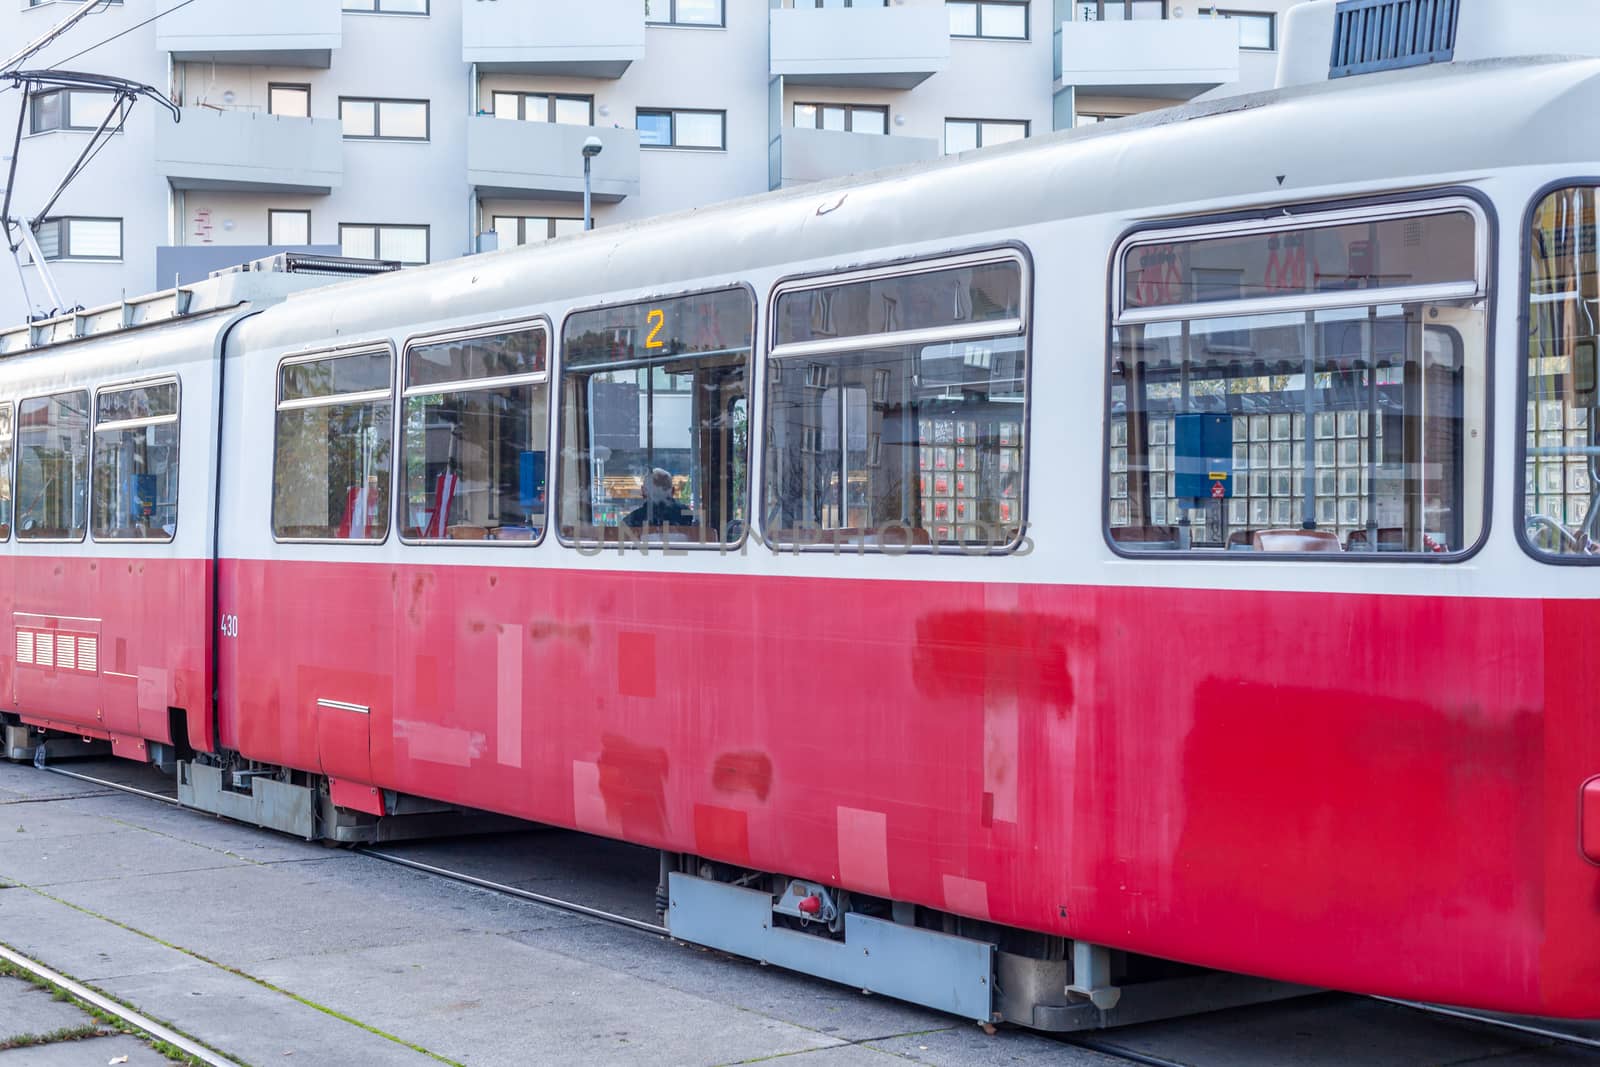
793;103;888;135
944;118;1028;153
1075;1;1167;19
490;92;593;126
781;1;888;6
559;289;753;545
268;209;312;246
16;391;89;542
1109;204;1487;556
273;349;393;542
491;215;584;248
1076;112;1123;125
340;224;428;265
645;0;723;26
339;97;429;141
29;89;124;134
33;217;121;261
0;404;12;540
1214;10;1275;50
268;84;310;118
402;324;549;542
765;253;1028;551
948;0;1028;39
341;0;428;13
1524;186;1600;561
636;108;725;149
92;380;179;542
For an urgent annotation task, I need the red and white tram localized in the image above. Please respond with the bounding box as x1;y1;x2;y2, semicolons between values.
4;0;1600;1030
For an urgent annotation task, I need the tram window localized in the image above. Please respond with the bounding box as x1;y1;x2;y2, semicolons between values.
273;348;393;542
559;288;753;546
1108;202;1487;556
765;253;1028;551
16;390;89;542
92;380;179;541
401;324;548;543
0;403;12;540
1525;186;1600;560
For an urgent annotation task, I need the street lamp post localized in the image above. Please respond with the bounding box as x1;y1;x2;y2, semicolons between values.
582;136;603;231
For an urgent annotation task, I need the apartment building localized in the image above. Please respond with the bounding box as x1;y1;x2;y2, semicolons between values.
0;0;1293;319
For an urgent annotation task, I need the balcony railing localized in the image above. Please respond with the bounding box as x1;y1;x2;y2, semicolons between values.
1055;15;1240;97
467;118;640;202
155;110;343;196
462;0;644;78
157;0;341;68
770;6;951;90
775;128;940;188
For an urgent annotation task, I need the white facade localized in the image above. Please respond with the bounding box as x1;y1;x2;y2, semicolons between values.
0;0;1292;320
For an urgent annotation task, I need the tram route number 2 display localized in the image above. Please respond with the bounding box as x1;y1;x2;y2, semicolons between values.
219;614;241;639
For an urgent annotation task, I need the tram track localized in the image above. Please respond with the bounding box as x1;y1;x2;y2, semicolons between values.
29;761;1600;1063
0;943;242;1067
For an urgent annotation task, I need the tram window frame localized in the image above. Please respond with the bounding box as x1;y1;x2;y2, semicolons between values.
15;389;90;543
0;401;13;542
399;318;552;547
91;377;180;544
1103;193;1495;563
555;284;757;551
762;245;1033;555
1519;179;1600;565
271;345;396;545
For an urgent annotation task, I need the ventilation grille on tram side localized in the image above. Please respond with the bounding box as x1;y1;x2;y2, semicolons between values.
1329;0;1459;79
16;630;31;665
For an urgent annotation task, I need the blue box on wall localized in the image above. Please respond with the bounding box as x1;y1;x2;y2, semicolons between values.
1173;413;1233;500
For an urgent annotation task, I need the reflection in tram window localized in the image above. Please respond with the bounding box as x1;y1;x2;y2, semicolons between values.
16;390;89;541
1109;204;1486;555
0;403;12;540
765;254;1027;550
402;324;548;543
1525;186;1600;560
273;348;393;541
92;380;179;541
559;289;753;545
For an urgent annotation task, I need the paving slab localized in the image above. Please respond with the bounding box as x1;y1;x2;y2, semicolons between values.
248;931;848;1067
0;975;97;1041
868;1027;1124;1066
37;857;586;969
0;1034;171;1066
0;829;249;889
94;962;442;1067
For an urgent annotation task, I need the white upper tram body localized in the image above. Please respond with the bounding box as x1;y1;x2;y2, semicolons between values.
0;0;1596;602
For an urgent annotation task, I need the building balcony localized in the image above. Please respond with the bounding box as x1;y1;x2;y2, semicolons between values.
462;0;644;77
776;128;940;188
1055;17;1239;98
156;0;341;68
155;110;343;196
770;6;950;90
467;118;639;202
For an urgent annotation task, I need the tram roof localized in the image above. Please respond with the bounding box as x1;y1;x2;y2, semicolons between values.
231;54;1600;356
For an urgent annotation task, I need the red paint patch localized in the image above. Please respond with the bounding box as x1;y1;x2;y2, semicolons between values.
693;803;752;866
597;732;669;837
711;751;773;801
618;631;656;698
912;610;1081;714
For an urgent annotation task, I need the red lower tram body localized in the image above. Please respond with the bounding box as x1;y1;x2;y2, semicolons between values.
7;552;1598;1018
198;557;1594;1019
